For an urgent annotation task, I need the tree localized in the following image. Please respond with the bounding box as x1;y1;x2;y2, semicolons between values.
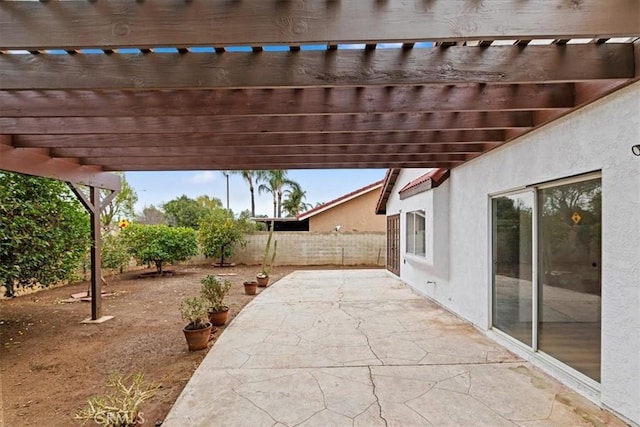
121;224;198;274
233;170;260;217
101;232;130;273
198;208;247;266
163;195;207;229
196;195;223;211
135;204;166;225
100;173;138;232
282;184;312;217
0;172;91;297
257;170;300;218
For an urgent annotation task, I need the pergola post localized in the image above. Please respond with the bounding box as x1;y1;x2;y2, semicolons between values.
89;186;102;320
68;183;118;322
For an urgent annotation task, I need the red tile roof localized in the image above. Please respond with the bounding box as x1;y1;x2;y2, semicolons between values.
375;168;450;214
374;168;400;215
297;179;384;220
399;168;449;196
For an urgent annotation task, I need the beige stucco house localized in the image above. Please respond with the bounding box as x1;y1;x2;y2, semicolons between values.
297;180;385;232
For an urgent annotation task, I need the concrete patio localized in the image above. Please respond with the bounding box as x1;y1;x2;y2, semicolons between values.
164;270;624;426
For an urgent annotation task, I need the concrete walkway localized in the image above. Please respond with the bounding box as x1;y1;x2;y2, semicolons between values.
164;270;623;427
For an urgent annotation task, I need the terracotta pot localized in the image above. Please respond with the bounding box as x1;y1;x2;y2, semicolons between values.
183;323;213;351
208;308;230;327
256;275;269;287
244;281;258;295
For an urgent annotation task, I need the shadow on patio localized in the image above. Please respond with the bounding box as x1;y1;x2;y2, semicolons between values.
164;270;623;426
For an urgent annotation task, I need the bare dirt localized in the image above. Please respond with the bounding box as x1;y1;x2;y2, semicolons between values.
0;264;368;426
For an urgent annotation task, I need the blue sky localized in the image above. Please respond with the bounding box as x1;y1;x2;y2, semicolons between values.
126;169;386;217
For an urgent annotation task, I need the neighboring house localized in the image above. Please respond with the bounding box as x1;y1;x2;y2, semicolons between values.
376;82;640;426
298;180;385;232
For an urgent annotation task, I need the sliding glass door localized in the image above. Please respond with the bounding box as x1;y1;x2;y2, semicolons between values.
538;178;602;381
492;175;601;382
492;192;534;346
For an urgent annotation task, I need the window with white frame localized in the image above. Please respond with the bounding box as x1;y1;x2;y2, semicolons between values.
406;210;426;256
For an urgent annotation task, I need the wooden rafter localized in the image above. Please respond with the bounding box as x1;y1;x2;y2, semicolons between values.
12;131;507;149
98;161;466;172
0;111;538;134
0;135;121;191
1;0;638;49
0;85;577;117
0;45;634;90
49;144;493;158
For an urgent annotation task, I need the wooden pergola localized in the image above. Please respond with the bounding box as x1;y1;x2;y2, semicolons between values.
1;1;639;319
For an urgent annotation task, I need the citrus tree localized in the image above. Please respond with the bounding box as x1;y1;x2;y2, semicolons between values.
198;208;246;266
121;224;198;274
0;172;90;297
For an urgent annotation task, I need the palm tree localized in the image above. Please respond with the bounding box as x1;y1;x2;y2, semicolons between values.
232;170;259;217
257;170;299;218
283;184;312;217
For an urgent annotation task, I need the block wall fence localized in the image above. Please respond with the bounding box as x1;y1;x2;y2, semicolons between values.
229;231;386;266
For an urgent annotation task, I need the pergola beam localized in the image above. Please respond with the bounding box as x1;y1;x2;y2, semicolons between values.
0;111;537;134
50;143;492;158
12;131;506;149
1;0;638;49
82;153;471;166
0;135;121;191
0;45;634;90
101;161;466;171
0;85;576;117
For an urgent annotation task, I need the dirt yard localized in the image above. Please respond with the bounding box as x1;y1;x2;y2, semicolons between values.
0;264;367;426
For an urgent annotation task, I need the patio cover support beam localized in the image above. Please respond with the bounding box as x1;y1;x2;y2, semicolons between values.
0;85;577;116
49;143;491;158
0;111;539;134
103;161;465;171
1;0;638;49
68;184;108;321
0;45;633;90
12;130;506;148
0;135;121;191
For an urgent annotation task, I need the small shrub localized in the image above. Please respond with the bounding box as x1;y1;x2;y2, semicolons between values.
179;297;209;329
101;233;130;273
200;275;232;311
75;372;158;427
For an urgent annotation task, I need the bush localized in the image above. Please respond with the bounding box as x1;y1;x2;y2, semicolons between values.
198;208;246;266
101;233;130;273
179;296;209;329
200;275;232;311
0;172;90;297
121;224;198;274
75;373;157;427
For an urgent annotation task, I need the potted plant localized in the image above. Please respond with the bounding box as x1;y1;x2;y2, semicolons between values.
180;296;213;351
75;372;158;427
200;275;232;326
243;280;258;295
257;223;277;287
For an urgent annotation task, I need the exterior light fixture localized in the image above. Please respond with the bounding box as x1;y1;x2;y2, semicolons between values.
632;144;640;156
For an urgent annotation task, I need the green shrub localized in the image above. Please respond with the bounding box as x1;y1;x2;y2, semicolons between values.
101;233;130;273
200;275;232;311
75;373;157;427
121;224;198;274
0;172;90;297
179;296;209;329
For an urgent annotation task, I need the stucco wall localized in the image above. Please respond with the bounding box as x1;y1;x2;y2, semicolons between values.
308;189;386;232
388;81;640;424
230;231;386;266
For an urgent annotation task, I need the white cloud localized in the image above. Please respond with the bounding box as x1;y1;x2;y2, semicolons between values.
188;171;216;184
